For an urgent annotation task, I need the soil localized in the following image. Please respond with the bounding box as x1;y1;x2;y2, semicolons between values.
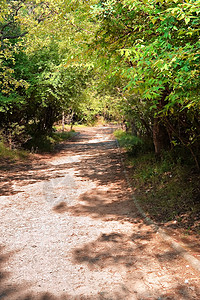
0;125;200;300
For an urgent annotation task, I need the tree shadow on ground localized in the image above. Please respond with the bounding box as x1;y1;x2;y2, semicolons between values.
1;243;199;300
73;231;153;269
0;244;129;300
1;127;200;299
0;245;28;299
0;127;118;197
72;232;200;299
53;129;200;253
0;159;74;197
53;188;142;224
59;140;121;187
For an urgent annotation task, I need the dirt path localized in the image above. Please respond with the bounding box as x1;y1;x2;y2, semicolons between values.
0;126;200;300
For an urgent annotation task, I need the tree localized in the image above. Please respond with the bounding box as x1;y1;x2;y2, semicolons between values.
0;0;96;146
90;0;200;164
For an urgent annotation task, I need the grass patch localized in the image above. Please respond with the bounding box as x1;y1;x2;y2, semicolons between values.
114;129;144;153
52;130;76;143
128;152;200;234
0;141;29;160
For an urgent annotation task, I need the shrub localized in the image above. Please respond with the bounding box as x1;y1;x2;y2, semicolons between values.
114;129;149;155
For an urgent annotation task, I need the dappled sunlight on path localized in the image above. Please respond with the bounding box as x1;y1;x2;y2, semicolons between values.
0;126;200;299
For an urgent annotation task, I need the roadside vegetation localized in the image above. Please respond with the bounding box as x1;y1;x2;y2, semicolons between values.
24;130;76;153
115;129;200;236
0;0;199;232
0;140;28;160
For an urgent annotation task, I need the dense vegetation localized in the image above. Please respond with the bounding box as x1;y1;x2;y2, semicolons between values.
0;0;199;233
0;0;199;155
1;0;199;161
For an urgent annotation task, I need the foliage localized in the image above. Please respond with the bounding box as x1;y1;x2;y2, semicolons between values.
0;0;97;144
24;130;76;153
126;150;200;234
0;140;28;160
115;127;200;233
114;129;144;153
90;0;200;165
0;0;199;234
0;0;200;168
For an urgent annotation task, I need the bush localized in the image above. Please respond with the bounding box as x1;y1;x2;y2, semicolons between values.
114;129;149;155
24;130;76;153
0;140;28;160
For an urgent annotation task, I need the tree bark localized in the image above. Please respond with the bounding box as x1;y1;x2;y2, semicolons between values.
62;111;65;132
153;118;169;156
152;87;171;156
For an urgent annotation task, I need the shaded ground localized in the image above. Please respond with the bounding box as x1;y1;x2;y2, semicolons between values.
122;155;200;257
0;126;200;299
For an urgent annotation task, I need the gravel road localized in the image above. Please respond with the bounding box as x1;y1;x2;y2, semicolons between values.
0;126;200;300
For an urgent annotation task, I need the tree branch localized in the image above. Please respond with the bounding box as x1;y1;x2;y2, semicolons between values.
2;31;28;40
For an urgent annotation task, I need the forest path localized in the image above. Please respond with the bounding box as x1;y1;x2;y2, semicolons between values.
0;126;200;300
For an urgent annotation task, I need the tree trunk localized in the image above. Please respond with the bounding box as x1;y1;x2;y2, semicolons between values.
152;87;171;156
62;111;65;132
153;118;169;156
130;121;138;136
70;111;74;131
8;131;12;150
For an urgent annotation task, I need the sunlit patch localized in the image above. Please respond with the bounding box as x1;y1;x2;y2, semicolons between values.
50;155;80;165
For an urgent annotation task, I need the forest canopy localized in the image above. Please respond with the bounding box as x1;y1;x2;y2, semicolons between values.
0;0;200;166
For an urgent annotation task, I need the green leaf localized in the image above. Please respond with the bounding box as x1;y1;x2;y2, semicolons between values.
185;17;190;24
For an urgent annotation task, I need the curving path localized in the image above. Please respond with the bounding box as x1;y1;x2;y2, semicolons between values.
0;126;200;299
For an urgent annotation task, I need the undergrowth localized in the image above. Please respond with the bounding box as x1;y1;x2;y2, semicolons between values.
115;129;200;235
24;130;76;153
0;141;28;160
0;130;76;158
